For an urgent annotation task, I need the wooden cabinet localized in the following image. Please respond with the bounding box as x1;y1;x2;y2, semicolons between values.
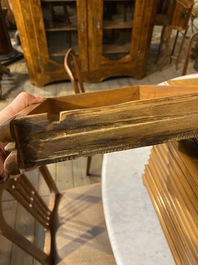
11;0;159;87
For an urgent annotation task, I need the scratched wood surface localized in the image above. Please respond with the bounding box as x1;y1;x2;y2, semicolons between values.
3;84;198;174
0;39;197;264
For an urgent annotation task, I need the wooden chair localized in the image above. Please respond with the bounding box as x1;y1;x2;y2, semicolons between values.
154;0;174;64
0;163;116;264
64;48;85;94
64;48;92;176
182;31;198;75
155;0;194;70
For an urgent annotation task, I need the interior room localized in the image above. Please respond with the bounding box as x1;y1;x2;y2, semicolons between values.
0;1;198;265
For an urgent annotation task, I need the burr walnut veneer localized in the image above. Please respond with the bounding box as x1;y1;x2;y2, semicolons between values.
11;0;160;86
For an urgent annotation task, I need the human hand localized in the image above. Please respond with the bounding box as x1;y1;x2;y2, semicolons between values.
0;92;44;182
0;92;43;124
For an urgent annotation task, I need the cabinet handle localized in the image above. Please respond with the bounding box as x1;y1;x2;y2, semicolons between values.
80;22;85;32
96;21;101;30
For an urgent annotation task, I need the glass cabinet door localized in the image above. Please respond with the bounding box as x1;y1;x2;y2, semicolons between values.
41;0;87;70
89;0;137;72
102;0;135;61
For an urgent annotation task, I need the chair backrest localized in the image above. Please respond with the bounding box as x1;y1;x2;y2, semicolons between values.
0;163;59;265
64;48;85;94
182;31;198;75
0;158;115;265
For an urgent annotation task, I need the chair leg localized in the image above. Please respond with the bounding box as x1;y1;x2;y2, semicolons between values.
155;26;166;64
182;32;198;75
175;28;188;70
159;27;172;70
191;15;195;33
170;29;179;63
170;28;188;70
86;156;92;176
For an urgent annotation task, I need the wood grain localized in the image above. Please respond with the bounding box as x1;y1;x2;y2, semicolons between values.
1;85;198;173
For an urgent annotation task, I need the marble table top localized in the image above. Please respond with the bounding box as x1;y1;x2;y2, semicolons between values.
102;147;175;265
101;73;198;265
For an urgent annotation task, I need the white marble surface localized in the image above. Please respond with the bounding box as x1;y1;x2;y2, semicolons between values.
101;74;198;265
102;147;175;265
160;73;198;84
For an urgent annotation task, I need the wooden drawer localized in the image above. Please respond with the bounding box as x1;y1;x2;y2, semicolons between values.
1;84;198;174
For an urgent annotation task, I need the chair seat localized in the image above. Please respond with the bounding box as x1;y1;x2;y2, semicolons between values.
55;183;116;265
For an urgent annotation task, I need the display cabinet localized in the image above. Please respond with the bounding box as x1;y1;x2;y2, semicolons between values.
11;0;160;87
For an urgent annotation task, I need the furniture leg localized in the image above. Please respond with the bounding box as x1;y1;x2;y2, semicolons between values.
86;156;92;176
182;31;198;75
175;28;188;69
159;26;172;70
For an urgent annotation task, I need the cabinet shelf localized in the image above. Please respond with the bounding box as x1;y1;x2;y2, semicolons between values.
47;31;78;57
104;20;133;30
42;0;76;2
45;24;77;31
49;45;78;55
49;45;78;64
103;43;130;54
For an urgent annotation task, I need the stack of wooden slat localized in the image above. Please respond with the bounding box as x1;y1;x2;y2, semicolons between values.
143;139;198;265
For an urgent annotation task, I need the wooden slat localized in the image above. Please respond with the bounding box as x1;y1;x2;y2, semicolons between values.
143;140;198;265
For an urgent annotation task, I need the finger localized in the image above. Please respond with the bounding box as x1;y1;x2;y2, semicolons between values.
0;92;44;124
